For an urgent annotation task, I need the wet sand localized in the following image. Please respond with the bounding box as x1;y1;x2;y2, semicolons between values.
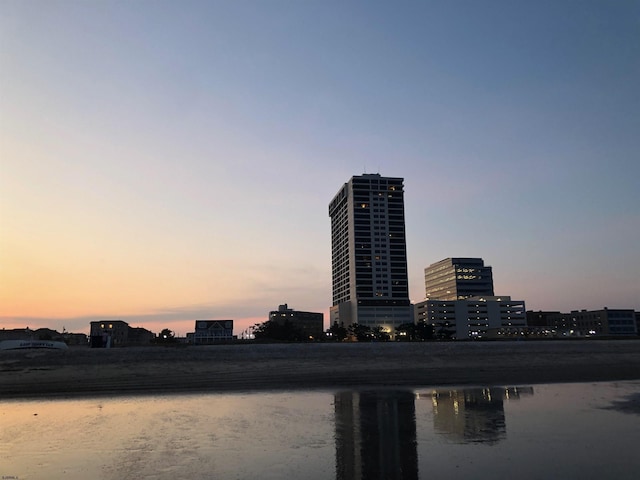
1;340;640;398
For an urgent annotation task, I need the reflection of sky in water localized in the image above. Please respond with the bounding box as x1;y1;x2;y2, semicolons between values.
1;381;639;479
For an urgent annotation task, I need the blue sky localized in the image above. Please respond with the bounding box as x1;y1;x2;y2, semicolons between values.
1;0;639;335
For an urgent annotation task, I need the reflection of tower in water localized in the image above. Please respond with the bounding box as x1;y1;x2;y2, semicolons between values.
423;386;534;444
334;390;418;480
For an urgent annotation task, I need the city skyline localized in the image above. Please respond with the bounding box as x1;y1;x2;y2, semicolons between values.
2;1;639;336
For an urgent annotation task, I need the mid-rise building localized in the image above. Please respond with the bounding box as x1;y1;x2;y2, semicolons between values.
269;304;324;340
414;296;526;339
424;258;494;300
329;174;412;335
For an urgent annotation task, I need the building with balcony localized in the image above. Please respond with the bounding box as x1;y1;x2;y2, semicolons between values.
188;320;234;344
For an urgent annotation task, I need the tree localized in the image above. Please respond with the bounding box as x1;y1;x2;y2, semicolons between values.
371;326;391;342
415;321;435;341
395;323;416;341
348;323;372;342
253;320;305;342
156;328;176;343
396;322;435;341
436;322;455;340
327;322;348;342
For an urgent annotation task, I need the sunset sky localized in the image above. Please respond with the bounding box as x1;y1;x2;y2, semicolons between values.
2;1;639;336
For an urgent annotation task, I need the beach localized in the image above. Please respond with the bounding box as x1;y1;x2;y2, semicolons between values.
1;340;640;398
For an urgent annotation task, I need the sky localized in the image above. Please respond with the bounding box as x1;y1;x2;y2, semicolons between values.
1;0;639;336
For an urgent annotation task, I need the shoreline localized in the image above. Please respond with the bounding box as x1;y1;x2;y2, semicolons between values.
1;340;640;399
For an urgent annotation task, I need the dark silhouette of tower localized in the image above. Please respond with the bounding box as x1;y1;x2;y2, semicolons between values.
334;390;418;480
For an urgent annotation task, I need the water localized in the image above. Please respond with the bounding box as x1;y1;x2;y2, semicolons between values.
1;381;639;479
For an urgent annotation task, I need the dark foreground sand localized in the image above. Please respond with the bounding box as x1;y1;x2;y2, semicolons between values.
1;340;640;398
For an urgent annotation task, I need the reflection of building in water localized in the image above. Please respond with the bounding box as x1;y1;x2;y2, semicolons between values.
334;390;418;480
421;387;534;444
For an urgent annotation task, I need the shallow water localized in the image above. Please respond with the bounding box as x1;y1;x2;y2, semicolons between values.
1;381;639;479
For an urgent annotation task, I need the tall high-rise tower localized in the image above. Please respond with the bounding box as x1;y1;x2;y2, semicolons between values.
329;174;412;333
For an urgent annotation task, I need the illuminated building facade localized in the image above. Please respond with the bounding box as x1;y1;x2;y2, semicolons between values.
329;174;412;334
424;257;494;300
414;296;527;339
420;386;534;444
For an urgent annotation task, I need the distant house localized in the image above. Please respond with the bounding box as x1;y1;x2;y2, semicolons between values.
90;320;154;347
129;327;155;345
187;320;234;344
0;328;37;341
0;328;87;345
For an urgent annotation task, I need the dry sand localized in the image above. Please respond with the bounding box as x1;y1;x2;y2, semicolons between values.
1;340;640;398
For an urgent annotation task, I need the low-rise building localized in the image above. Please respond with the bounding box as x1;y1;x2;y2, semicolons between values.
568;309;636;336
526;308;637;336
414;296;526;340
129;327;155;345
90;320;154;347
269;304;324;340
0;328;87;345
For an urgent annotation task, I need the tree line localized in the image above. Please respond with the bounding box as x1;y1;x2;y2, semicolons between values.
251;320;453;342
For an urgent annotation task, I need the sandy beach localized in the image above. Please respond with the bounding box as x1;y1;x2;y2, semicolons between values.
1;340;640;398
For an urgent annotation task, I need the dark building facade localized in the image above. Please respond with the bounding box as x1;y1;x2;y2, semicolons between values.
526;308;637;336
90;320;153;347
0;328;87;345
334;390;418;480
424;257;494;301
269;304;324;340
329;174;412;334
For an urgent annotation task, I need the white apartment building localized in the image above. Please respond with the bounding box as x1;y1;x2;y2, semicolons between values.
414;296;527;339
